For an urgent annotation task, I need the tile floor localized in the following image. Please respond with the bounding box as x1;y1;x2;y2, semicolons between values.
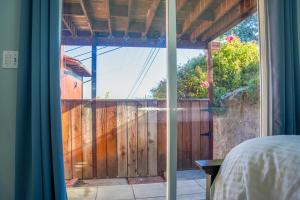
67;170;206;200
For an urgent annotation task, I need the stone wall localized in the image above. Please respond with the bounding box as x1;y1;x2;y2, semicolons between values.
213;88;260;159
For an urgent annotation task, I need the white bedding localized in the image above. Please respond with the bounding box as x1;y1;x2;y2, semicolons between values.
212;136;300;200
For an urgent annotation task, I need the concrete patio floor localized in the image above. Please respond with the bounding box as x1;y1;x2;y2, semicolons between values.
67;170;206;200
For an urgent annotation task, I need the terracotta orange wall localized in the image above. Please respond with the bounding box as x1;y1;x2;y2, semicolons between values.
60;46;83;100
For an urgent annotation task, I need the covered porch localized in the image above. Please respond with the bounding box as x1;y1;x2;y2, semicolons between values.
61;0;257;199
67;170;206;200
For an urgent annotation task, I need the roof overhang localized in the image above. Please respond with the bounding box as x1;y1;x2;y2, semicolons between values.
64;56;92;77
62;0;257;49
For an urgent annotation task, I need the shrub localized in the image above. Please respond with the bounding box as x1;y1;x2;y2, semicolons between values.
151;56;208;99
212;38;259;105
151;37;259;106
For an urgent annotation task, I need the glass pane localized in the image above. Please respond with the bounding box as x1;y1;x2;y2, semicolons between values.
174;0;260;199
60;0;260;199
61;0;167;199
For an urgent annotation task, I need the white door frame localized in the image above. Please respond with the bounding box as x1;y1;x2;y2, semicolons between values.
166;0;177;199
258;0;271;137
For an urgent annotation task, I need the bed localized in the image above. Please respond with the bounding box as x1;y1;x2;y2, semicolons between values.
197;136;300;200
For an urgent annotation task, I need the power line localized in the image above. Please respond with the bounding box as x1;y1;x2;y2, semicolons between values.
127;37;164;98
98;47;122;56
83;79;92;84
130;49;160;97
72;46;108;58
127;48;157;98
102;48;146;74
127;48;160;98
65;46;82;52
79;47;123;62
129;49;160;98
132;48;157;84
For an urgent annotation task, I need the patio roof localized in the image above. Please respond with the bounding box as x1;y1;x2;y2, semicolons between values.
62;0;257;49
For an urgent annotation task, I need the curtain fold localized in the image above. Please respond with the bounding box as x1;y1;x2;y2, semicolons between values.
15;0;67;199
265;0;300;135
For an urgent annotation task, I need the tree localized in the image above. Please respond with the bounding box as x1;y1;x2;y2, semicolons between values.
213;38;259;104
150;37;259;105
223;14;259;42
150;56;208;99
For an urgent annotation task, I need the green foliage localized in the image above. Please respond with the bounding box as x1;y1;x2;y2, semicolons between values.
150;56;208;99
224;14;259;42
177;56;208;98
213;38;259;105
150;80;167;99
151;38;259;106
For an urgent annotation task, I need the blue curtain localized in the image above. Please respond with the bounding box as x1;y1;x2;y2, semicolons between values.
265;0;300;135
15;0;67;199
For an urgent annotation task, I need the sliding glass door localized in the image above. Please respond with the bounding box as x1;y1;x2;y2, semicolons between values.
60;0;260;199
174;2;260;199
61;0;169;199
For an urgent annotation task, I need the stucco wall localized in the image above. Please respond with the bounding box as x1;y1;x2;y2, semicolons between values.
213;89;260;159
0;1;20;199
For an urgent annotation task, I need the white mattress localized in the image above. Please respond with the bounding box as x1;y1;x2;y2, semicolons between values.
212;135;300;200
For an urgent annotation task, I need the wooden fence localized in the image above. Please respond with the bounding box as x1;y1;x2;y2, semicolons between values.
62;99;212;179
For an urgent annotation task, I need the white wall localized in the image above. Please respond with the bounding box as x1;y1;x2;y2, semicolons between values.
0;0;20;199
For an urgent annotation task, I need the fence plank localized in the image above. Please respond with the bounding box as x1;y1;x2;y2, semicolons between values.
62;99;211;179
71;102;83;179
147;100;158;176
117;102;128;177
177;101;183;170
106;101;118;177
200;101;210;159
138;101;148;176
182;101;192;169
191;101;201;167
96;101;107;178
82;101;93;179
127;102;138;177
62;102;72;179
157;100;166;175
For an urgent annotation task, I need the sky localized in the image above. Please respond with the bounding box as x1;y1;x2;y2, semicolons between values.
64;46;204;99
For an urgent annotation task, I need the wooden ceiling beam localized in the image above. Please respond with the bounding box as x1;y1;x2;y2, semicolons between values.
190;0;242;41
142;0;160;37
125;0;133;35
181;0;215;36
62;0;256;47
105;0;112;36
62;36;207;49
79;0;94;36
62;16;77;37
200;0;257;42
63;3;83;15
176;0;188;12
